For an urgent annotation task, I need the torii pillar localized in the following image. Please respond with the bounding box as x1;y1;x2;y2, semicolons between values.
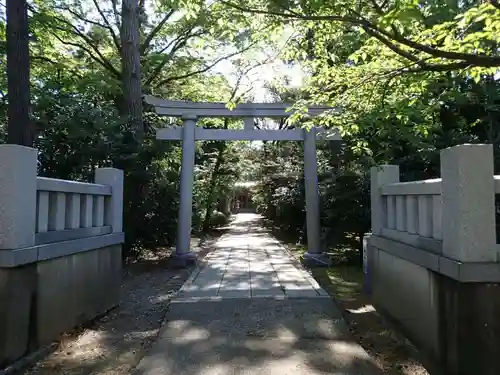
176;115;197;260
302;127;328;266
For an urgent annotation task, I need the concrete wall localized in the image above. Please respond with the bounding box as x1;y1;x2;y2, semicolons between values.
37;245;122;345
0;245;121;366
0;145;124;367
0;265;36;366
371;244;440;357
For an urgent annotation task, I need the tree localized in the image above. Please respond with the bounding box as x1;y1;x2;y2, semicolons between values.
6;0;33;146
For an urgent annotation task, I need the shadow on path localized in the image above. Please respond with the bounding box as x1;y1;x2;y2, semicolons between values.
134;298;384;375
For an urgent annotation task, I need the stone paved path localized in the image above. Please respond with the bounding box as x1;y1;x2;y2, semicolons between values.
177;213;327;300
134;214;382;375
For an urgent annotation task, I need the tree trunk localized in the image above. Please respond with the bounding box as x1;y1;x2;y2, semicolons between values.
6;0;33;146
203;144;226;231
120;0;143;137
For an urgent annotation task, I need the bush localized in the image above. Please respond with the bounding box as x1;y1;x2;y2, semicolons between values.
209;210;230;228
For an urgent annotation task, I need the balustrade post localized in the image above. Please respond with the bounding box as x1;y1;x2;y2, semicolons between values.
441;144;496;262
370;165;399;235
0;144;38;364
95;168;124;233
0;145;37;249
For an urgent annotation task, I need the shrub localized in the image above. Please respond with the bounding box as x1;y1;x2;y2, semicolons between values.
209;210;230;228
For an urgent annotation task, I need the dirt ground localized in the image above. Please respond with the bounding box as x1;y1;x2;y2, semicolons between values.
311;266;431;375
17;234;220;375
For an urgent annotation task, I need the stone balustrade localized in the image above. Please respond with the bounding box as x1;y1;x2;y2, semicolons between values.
0;145;124;367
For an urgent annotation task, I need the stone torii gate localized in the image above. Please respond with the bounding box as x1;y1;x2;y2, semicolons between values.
145;95;341;266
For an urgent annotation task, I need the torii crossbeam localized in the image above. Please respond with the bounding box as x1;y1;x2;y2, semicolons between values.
145;95;342;267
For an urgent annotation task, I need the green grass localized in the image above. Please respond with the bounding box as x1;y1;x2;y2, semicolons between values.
312;266;364;302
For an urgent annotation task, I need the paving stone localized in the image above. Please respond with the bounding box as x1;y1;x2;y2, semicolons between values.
284;289;319;298
218;290;252;298
251;286;285;298
176;289;222;299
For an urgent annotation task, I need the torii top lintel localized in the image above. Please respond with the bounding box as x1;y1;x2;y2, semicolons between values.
144;95;338;118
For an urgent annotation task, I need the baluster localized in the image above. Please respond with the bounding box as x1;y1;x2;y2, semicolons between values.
432;195;443;240
406;196;417;234
37;191;49;233
49;192;66;231
417;195;432;237
80;194;93;228
387;196;396;229
93;196;105;227
395;196;406;231
65;193;81;229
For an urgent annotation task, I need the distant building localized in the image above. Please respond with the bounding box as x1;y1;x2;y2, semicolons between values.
231;181;257;213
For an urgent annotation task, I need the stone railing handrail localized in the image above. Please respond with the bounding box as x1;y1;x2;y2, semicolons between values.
381;178;442;196
37;177;111;196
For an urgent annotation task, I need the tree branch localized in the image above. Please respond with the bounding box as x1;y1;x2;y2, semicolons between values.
144;34;193;86
350;8;500;67
36;10;121;78
55;6;108;30
144;28;206;86
228;58;270;101
368;0;384;14
111;0;121;28
55;4;121;53
155;43;256;87
219;1;362;24
357;8;500;68
151;33;186;56
31;55;83;79
220;1;500;68
50;31;121;79
140;9;176;55
402;61;473;73
377;25;500;66
152;28;205;56
92;0;121;52
362;26;422;64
